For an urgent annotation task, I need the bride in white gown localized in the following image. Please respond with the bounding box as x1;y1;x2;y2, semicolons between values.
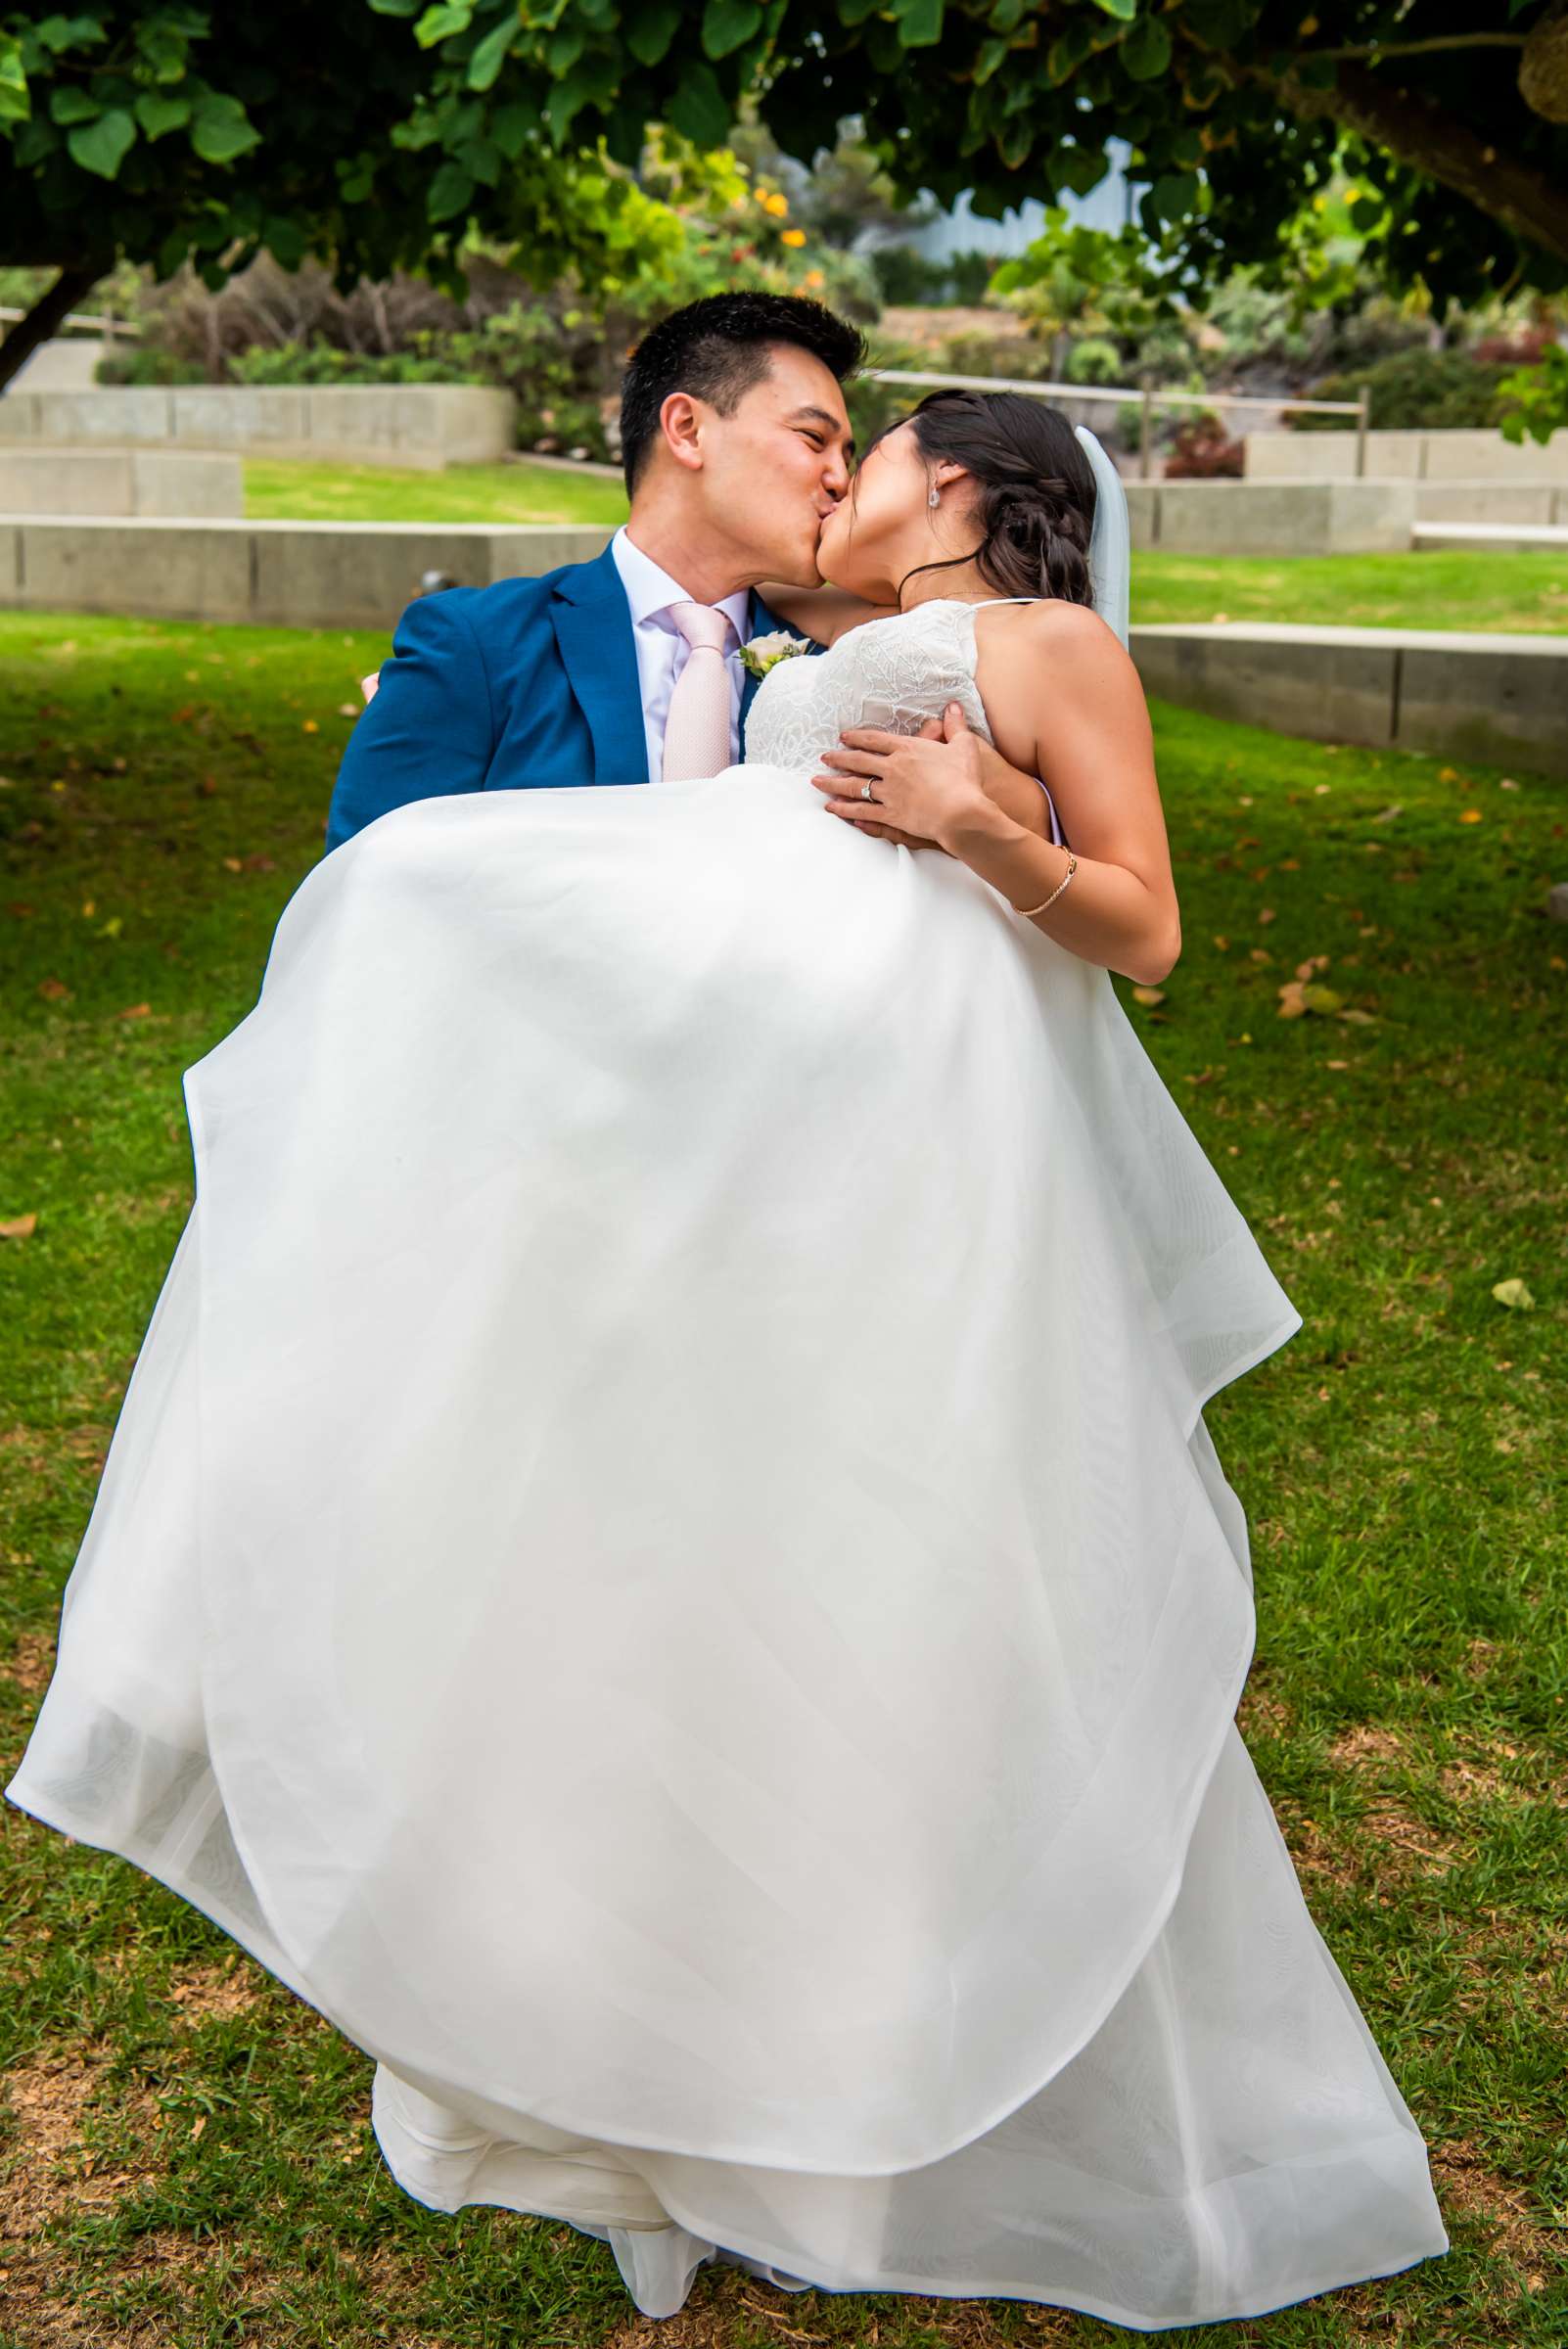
7;390;1449;2330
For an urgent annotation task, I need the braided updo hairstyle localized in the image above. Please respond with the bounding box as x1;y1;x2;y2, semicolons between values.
868;388;1098;612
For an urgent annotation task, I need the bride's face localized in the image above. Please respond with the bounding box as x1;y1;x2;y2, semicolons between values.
816;422;953;601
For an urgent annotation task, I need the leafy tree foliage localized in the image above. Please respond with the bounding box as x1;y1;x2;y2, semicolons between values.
2;1;1565;392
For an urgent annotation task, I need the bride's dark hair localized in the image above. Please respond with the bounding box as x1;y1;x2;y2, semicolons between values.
861;389;1098;611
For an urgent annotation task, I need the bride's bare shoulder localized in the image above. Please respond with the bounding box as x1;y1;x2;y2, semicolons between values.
981;599;1121;651
759;584;900;647
979;597;1136;684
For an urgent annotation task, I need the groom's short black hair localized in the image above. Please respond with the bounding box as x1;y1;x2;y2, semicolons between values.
619;292;865;496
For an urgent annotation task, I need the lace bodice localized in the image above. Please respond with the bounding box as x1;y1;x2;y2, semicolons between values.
745;597;1067;845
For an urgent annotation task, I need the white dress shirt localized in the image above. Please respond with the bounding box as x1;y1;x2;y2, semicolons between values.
610;527;753;783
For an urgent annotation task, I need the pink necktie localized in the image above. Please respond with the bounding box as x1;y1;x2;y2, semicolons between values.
661;603;735;783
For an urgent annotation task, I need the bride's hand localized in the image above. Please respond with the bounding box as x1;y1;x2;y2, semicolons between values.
811;706;992;852
814;714;951;852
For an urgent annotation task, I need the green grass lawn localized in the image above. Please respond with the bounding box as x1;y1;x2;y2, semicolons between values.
1132;546;1568;634
244;454;627;528
241;459;1564;636
1;612;1564;2347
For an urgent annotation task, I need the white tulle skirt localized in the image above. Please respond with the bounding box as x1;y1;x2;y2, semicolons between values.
7;766;1448;2326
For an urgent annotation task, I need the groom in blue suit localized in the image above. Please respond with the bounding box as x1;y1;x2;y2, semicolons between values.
323;293;864;855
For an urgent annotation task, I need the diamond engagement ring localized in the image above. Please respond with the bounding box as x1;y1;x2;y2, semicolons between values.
860;780;876;801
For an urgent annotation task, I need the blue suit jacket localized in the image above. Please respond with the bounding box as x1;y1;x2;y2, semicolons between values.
323;542;808;854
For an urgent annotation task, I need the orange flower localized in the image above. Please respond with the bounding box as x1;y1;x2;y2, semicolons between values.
781;227;807;248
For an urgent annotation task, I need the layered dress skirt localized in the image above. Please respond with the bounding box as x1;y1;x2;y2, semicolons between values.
8;622;1450;2325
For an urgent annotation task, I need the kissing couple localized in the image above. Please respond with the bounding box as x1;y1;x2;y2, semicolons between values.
9;292;1448;2329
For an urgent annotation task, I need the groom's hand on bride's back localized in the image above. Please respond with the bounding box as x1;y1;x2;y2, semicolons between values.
322;589;494;855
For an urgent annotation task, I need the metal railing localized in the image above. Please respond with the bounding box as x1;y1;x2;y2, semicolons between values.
0;305;140;342
865;366;1372;480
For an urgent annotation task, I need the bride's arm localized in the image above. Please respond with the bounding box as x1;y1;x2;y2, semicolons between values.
814;606;1179;986
953;607;1179;983
757;582;899;646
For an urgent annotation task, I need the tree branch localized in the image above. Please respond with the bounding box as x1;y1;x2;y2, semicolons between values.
1280;60;1568;265
1308;36;1526;66
0;262;109;397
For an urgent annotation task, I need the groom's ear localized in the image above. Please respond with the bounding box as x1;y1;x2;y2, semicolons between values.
657;391;708;475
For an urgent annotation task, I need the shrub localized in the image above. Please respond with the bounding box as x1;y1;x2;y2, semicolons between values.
1498;344;1568;448
1291;347;1515;432
931;330;1053;384
1163;415;1245;478
96;345;205;387
870;245;995;307
1065;337;1121;388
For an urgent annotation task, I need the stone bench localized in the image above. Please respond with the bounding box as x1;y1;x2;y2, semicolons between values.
1412;519;1568;552
1130;622;1565;775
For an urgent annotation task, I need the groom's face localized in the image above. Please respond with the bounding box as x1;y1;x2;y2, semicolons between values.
697;344;853;585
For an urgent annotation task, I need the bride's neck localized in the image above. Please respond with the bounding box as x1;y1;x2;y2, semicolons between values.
898;553;995;611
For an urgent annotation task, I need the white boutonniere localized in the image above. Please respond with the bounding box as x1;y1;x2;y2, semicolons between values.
738;631;809;679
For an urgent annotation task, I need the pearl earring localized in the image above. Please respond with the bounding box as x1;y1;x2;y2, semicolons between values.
928;486;941;508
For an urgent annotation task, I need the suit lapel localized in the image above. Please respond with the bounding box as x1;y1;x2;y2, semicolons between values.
550;544;649;785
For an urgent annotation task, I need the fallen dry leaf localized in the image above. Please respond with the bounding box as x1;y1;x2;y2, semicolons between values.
0;1213;38;1239
37;977;70;1001
1131;985;1167;1006
117;1003;152;1021
1258;907;1276;925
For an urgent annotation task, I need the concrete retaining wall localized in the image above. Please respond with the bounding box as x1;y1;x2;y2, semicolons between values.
0;517;611;627
1413;482;1568;526
1244;428;1568;484
1126;476;1568;551
1125;480;1416;556
0;385;517;470
1131;623;1565;775
2;516;1557;773
0;446;241;517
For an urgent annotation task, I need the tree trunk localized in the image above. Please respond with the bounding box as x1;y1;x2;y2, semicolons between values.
0;263;107;396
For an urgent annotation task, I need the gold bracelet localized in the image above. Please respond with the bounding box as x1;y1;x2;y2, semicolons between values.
1013;852;1077;920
